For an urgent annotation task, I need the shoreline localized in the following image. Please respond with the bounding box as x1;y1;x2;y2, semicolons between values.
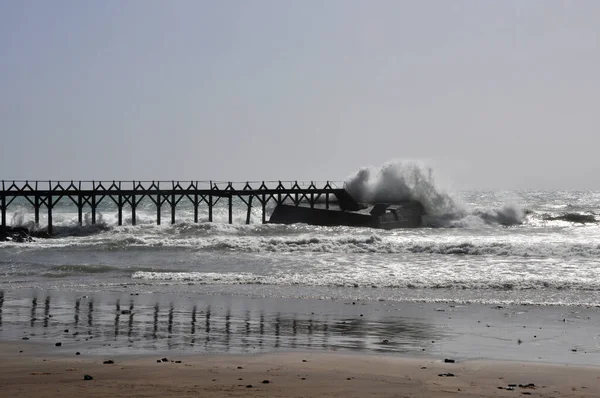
1;288;599;366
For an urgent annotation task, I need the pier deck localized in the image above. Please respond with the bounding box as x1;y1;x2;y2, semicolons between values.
0;181;348;234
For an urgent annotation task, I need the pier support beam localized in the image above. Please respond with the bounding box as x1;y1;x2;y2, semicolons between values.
34;196;40;226
193;193;199;223
91;195;96;225
47;194;53;235
131;195;137;226
1;194;5;228
228;195;233;224
171;193;176;225
262;194;266;224
156;195;161;225
117;195;123;226
77;195;83;225
246;196;253;225
208;194;213;222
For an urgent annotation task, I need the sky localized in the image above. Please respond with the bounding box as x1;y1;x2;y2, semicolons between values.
0;0;599;190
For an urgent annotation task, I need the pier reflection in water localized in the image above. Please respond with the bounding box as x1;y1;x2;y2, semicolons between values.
0;290;443;355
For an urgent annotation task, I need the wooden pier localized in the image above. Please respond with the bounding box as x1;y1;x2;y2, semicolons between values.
0;180;350;234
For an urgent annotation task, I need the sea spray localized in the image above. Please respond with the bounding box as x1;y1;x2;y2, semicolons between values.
344;160;463;217
344;160;524;227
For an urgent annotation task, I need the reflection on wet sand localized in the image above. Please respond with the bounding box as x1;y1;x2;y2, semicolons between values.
0;290;441;355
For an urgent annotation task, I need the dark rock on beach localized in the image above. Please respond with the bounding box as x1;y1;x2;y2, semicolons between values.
103;360;114;364
83;374;93;380
444;358;455;363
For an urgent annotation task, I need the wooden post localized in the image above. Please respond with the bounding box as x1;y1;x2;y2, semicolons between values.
77;195;83;225
194;192;199;223
246;196;253;225
262;194;266;224
208;194;213;222
131;195;136;226
1;192;5;228
326;193;329;210
295;181;298;205
171;192;176;225
228;194;233;224
34;195;40;225
156;194;161;225
118;194;123;226
91;193;96;224
47;193;53;235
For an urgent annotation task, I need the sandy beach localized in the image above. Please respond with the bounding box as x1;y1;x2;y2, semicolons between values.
1;289;600;397
2;343;599;397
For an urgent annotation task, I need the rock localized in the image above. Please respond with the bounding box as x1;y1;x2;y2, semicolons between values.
83;374;93;381
103;360;114;364
246;385;253;388
302;360;307;362
64;329;69;333
175;360;182;363
301;377;306;380
420;367;427;369
76;352;80;356
161;358;168;362
237;366;243;369
157;360;161;363
438;373;455;377
262;380;270;384
519;383;536;389
55;342;62;347
382;339;389;344
22;337;29;340
444;359;455;363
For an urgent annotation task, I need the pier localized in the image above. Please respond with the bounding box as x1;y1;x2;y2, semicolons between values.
0;180;351;234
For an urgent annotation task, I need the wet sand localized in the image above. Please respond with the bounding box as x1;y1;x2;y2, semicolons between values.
2;343;600;397
2;288;600;396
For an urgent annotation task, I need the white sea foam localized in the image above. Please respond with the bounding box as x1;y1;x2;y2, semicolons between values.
132;269;600;291
344;160;525;227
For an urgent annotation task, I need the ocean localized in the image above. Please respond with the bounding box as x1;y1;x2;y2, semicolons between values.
2;184;600;307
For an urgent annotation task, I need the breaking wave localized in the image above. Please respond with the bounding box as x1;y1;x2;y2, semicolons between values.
344;161;525;227
131;271;600;291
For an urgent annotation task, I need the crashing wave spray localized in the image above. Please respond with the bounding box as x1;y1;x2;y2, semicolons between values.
344;160;524;227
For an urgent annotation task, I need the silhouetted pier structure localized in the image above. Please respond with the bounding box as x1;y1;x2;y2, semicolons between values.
0;180;350;234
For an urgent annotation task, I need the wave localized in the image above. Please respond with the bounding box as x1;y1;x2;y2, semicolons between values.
132;271;600;291
344;160;525;227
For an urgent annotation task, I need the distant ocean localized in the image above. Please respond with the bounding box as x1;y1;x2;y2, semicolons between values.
2;164;600;307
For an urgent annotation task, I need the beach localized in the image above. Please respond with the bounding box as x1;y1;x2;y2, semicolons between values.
1;288;600;397
3;342;600;397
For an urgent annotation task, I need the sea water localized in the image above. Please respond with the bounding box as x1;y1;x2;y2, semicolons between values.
2;163;600;307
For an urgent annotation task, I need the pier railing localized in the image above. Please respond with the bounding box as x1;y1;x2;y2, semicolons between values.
0;180;346;234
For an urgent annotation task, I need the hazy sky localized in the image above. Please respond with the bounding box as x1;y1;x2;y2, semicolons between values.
1;0;598;190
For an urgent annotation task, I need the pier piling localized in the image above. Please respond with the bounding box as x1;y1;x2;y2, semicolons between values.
0;180;344;235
